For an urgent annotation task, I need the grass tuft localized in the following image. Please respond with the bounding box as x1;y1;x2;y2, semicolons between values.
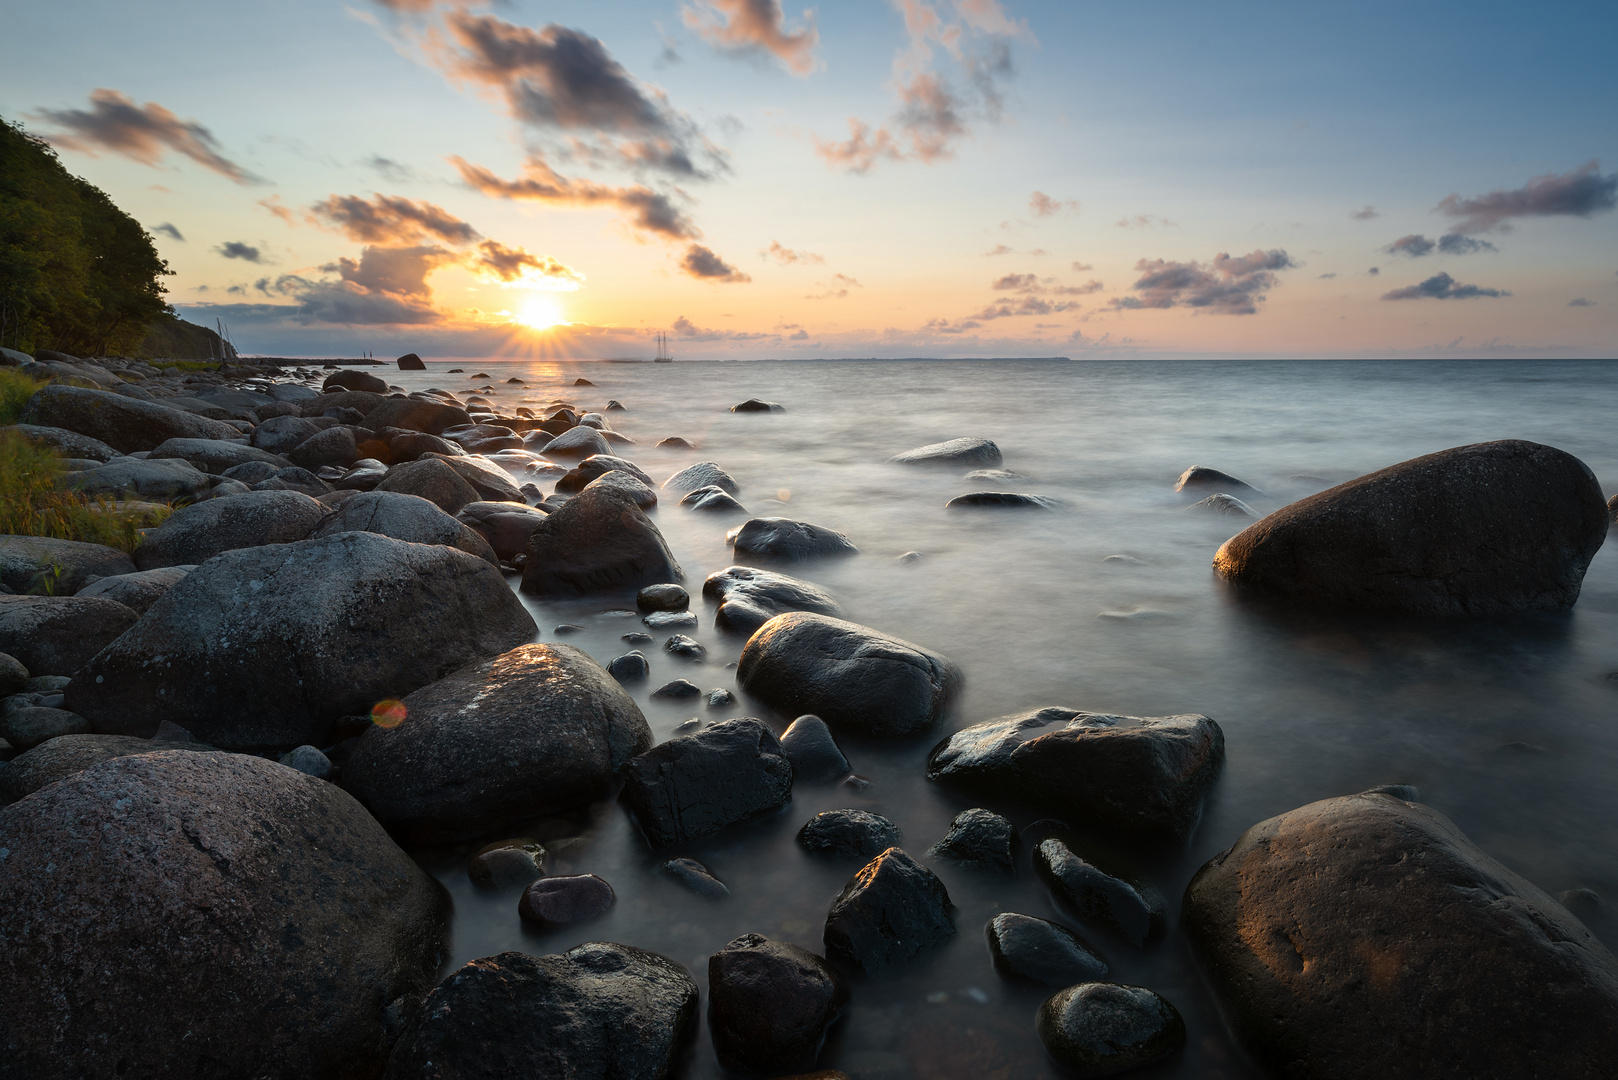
0;431;171;555
0;368;46;424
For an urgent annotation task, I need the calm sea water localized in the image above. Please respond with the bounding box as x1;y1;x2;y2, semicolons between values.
380;358;1618;1079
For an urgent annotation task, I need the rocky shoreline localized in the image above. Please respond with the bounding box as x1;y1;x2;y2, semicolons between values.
1;348;1616;1078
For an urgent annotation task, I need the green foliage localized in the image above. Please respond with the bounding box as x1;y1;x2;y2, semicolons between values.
0;367;45;423
0;115;173;356
135;313;236;361
0;431;170;554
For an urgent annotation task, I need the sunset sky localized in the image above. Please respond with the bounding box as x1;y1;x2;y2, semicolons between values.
5;0;1616;359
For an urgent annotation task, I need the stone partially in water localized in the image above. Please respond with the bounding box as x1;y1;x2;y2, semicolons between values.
521;484;682;596
798;809;902;859
608;651;650;683
889;437;1002;467
663;461;739;494
709;934;850;1074
823;848;954;973
638;582;690;611
945;491;1059;510
1035;839;1164;948
468;839;547;889
929;808;1016;874
1036;983;1185;1076
517;875;616;926
779;714;850;782
728;517;858;561
731;398;784;412
703;565;839;636
986;913;1108;986
621;717;794;847
662;856;729;898
664;634;706;660
1188;492;1258;518
1175;465;1261;496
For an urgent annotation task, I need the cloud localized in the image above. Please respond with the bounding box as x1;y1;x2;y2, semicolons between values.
364;154;417;183
472;239;582;286
326;245;459;296
310;193;481;245
259;196;296;225
1384;234;1435;258
681;244;751;282
1114;248;1295;315
1318;272;1337;279
1384;233;1498;257
1053;279;1104;295
683;0;820;76
806;272;861;299
670;314;772;340
1368;266;1379;276
1567;297;1596;307
1380;271;1510;300
993;272;1040;291
1071;261;1093;272
983;244;1014;256
36;88;256;183
764;240;824;265
1116;214;1174;228
252;268;443;325
152;222;184;241
1350;206;1379;221
217;241;262;262
1437;161;1618;233
1029;191;1078;217
971;295;1080;320
451;155;699;239
1437;233;1498;255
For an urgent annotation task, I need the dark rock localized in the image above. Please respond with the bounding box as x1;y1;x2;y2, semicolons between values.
986;913;1107;985
1188;492;1258;518
823;848;953;973
0;751;448;1080
148;437;287;475
133;489;329;570
663;461;739;495
738;613;961;736
1182;791;1618;1080
521;484;683;595
333;458;388;491
946;491;1059;509
709;934;849;1074
623;631;654;644
545;425;613;458
0;535;135;595
729;517;858;560
69;457;212;501
467;838;547;889
890;437;1002;467
574;377;596;386
309;490;497;565
552;623;585;635
396;352;426;371
0;652;27;697
583;468;658;509
388;430;464;461
375;457;481;514
362;397;475;437
277;743;334;779
929;808;1016;873
704;565;840;636
683;485;748;512
300;391;389;419
457;500;550;561
926;708;1224;845
644;610;698;630
251;465;334;497
422;452;525;503
20;384;239;451
0;595;139;675
68;532;536;752
252;414;324;455
663;856;729;897
0;706;92;750
706;688;734;707
653;678;702;698
1176;465;1261;496
609;651;650;682
1214;440;1609;615
1035;839;1164;947
780;715;850;781
665;634;706;660
798;808;901;859
517;876;617;926
731;398;784;412
221;459;281;484
555;454;655;493
621;717;794;847
322;369;389;393
343;643;650;841
1036;983;1186;1077
639;582;690;611
0;732;219;804
5;422;120;461
657;436;695;450
287;425;364;471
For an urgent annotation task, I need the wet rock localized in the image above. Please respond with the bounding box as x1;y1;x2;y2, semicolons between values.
890;437;1002;467
1035;839;1164;947
1182;791;1618;1080
665;634;706;660
552;623;585;635
0;706;92;750
521;484;683;595
309;490;497;565
517;876;617;927
375;456;481;514
343;643;651;841
704;565;840;636
823;848;954;973
729;517;858;560
418;452;524;503
1188;492;1258;518
323;369;389;393
929;808;1016;874
683;485;748;512
657;436;695;450
545;425;614;458
645;610;698;630
1175;465;1261;496
1214;440;1610;615
0;732;218;804
554;453;655;493
780;715;850;781
1609;493;1618;527
965;468;1027;481
663;856;729;897
663;460;739;495
148;436;287;475
5;422;121;461
468;838;547;889
945;491;1059;510
986;913;1108;985
798;809;902;859
609;651;650;683
731;398;785;412
361;396;471;436
1036;983;1186;1076
707;687;734;707
621;717;794;847
623;631;654;644
21;384;239;451
0;595;139;675
0;751;449;1080
738;613;962;736
583;468;658;509
278;743;334;780
653;678;702;698
397;352;426;371
639;582;690;611
709;934;850;1074
0;652;27;697
132;489;329;569
0;535;135;595
68;532;536;752
69;457;212;501
455;500;549;561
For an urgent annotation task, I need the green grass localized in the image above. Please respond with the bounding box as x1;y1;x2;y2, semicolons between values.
0;430;171;555
0;368;46;424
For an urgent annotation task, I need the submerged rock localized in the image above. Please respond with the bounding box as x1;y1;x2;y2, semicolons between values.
1175;465;1261;496
132;489;329;569
929;808;1017;874
703;565;839;636
554;453;654;493
779;715;851;782
682;485;748;513
890;437;1003;467
1036;983;1186;1077
621;717;794;847
1188;492;1258;518
662;857;729;898
945;491;1059;510
729;517;858;561
521;485;683;595
798;809;902;859
823;848;954;973
663;461;739;494
467;838;547;890
1035;839;1164;947
709;934;850;1074
638;582;690;612
987;913;1108;985
518;876;617;927
731;398;785;412
664;634;706;660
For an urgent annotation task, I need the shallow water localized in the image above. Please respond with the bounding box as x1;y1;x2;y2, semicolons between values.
379;357;1618;1079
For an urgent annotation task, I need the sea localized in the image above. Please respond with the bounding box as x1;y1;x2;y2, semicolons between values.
374;356;1618;1079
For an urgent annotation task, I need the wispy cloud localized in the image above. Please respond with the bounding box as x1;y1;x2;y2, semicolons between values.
805;272;861;298
472;239;582;286
763;240;824;264
1029;191;1078;217
1568;297;1596;307
152;223;184;241
1381;271;1509;300
1113;249;1294;315
310;193;481;245
1349;205;1379;221
36;88;256;183
451;155;700;239
259;196;296;225
683;0;820;75
1437;161;1618;233
217;241;262;262
682;244;752;282
1116;214;1175;229
1384;233;1497;257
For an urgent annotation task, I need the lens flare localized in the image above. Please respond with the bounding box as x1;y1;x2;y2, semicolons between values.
371;699;407;728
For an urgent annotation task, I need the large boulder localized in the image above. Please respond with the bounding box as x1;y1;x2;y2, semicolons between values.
300;389;388;417
555;454;654;494
737;613;962;736
251;414;322;454
375;457;480;514
703;565;839;636
342;644;652;842
396;352;426;371
1214;440;1608;615
728;517;857;561
73;565;193;614
889;437;1002;467
288;425;364;470
663;461;739;495
521;484;683;595
4;423;120;461
0;595;138;675
0;751;449;1079
1182;791;1618;1080
309;490;497;565
147;437;287;475
708;934;850;1074
456;500;550;561
823;848;954;973
384;944;698;1079
68;457;213;501
423;452;524;502
362;396;472;436
19;384;239;451
1036;983;1186;1076
0;731;219;804
0;535;134;595
132;489;329;570
583;468;657;509
925;708;1225;845
620;717;794;847
544;425;613;458
322;369;389;394
66;532;537;751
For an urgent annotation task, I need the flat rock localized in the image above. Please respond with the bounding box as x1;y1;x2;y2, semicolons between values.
0;595;139;675
375;457;481;514
0;535;135;595
987;913;1108;985
1035;839;1164;947
704;565;839;636
890;437;1002;466
929;807;1016;873
729;517;858;561
779;715;850;782
132;489;329;570
709;934;850;1074
798;809;901;859
663;461;739;495
20;384;239;451
823;848;953;973
521;484;683;595
1037;983;1186;1076
0;732;218;804
310;490;497;565
621;717;794;847
69;457;212;501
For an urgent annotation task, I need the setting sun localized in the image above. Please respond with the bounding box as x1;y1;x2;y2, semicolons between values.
511;294;567;331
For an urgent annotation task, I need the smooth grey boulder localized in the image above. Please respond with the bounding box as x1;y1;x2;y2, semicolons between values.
890;437;1002;467
220;459;280;485
987;913;1107;985
361;396;471;436
926;708;1225;845
544;426;613;458
251;414;322;454
0;751;449;1080
342;644;651;842
68;457;212;501
0;732;219;804
332;458;387;491
823;848;954;973
268;383;319;402
20;384;239;451
638;583;689;612
310;490;497;565
375;457;481;514
0;535;135;595
5;423;120;461
662;461;739;495
0;706;92;751
1176;465;1261;496
322;369;389;394
582;468;658;509
0;595;139;675
709;934;849;1074
384;944;698;1080
738;612;961;736
621;717;794;847
1182;791;1618;1080
703;565;839;636
456;501;549;561
300;389;388;417
251;465;333;497
519;875;616;927
728;517;857;561
1036;839;1164;947
422;452;524;503
1037;983;1186;1076
148;437;286;475
522;484;683;595
554;454;654;493
278;743;335;780
0;652;27;697
1214;440;1609;615
133;490;329;570
388;430;464;461
67;532;537;752
288;425;364;470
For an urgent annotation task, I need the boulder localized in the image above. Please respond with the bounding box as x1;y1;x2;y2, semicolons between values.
664;633;705;660
584;469;658;509
1182;791;1618;1080
638;582;690;611
945;491;1059;510
388;430;464;461
656;436;694;450
929;807;1016;873
728;517;857;561
441;423;523;453
987;913;1107;985
322;369;389;394
0;706;92;750
1176;465;1260;496
422;452;524;503
709;934;850;1074
521;484;683;596
62;566;193;614
0;751;449;1080
663;461;739;495
221;459;280;485
467;839;547;890
608;651;650;682
302;390;388;418
544;426;613;458
1035;839;1164;947
0;652;27;697
362;396;472;436
704;565;840;636
925;708;1225;845
278;743;334;780
333;458;388;491
621;717;794;847
518;876;616;927
288;425;363;470
384;945;696;1079
5;422;120;461
251;414;322;454
0;732;219;804
396;352;426;371
69;457;212;501
823;848;953;973
0;535;135;595
456;501;550;561
889;437;1002;467
731;398;784;412
737;613;962;736
1036;983;1186;1076
554;454;653;493
309;490;497;565
67;532;537;752
147;437;286;475
798;809;902;859
268;383;319;402
682;486;747;513
1214;440;1609;615
19;384;239;451
779;715;850;782
342;644;652;841
375;457;480;514
251;465;333;497
0;595;139;675
132;490;329;570
653;678;701;698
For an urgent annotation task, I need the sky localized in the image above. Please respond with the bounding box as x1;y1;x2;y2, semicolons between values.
4;0;1617;360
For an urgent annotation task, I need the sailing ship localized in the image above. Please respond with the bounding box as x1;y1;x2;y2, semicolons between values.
653;331;673;363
